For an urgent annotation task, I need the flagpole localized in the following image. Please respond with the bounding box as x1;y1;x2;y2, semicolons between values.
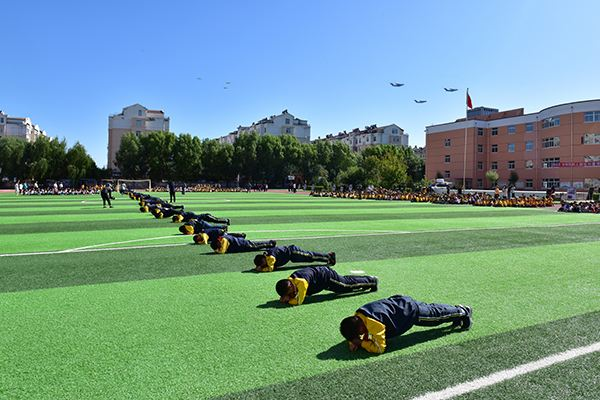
463;89;469;190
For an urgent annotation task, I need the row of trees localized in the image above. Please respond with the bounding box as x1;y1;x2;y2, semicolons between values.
0;136;104;183
116;131;425;188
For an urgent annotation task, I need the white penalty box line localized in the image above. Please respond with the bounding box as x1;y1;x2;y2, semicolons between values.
412;341;600;400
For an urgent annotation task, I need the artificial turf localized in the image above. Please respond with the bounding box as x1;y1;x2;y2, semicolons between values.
0;191;598;399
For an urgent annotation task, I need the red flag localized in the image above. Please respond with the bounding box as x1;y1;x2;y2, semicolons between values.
466;90;473;109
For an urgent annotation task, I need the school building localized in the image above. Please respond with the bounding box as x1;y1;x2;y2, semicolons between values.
425;99;600;191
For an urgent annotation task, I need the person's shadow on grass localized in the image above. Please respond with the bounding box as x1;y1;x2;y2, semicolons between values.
317;326;456;360
256;291;371;309
241;265;302;274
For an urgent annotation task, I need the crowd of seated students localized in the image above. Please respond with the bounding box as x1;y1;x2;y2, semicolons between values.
311;188;554;208
151;183;243;193
15;182;101;195
557;200;600;214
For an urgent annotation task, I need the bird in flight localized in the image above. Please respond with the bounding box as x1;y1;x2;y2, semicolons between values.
390;82;404;87
196;77;202;80
444;88;458;92
414;100;427;104
225;81;231;85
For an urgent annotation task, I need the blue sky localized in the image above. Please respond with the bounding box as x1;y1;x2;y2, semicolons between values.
3;1;600;167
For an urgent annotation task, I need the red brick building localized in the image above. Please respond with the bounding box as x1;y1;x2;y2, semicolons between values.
425;100;600;190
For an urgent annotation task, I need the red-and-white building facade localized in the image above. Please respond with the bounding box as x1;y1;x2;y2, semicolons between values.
425;100;600;190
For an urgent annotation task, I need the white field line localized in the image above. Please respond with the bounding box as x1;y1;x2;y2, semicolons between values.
1;221;599;258
412;342;600;400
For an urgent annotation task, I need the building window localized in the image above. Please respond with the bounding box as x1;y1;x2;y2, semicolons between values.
542;178;560;188
507;125;516;134
526;123;534;132
0;117;4;123
444;171;451;179
542;117;560;128
138;110;142;116
507;143;515;152
135;120;143;128
491;128;498;136
444;138;451;147
263;128;267;133
582;133;600;144
477;161;483;170
373;136;376;142
477;179;483;188
508;160;515;169
491;144;498;152
285;127;292;134
525;160;534;169
525;179;533;188
135;131;141;136
491;161;498;170
392;128;398;134
584;111;600;122
477;144;483;153
526;141;534;151
542;137;560;148
542;157;560;168
444;155;451;163
477;128;484;136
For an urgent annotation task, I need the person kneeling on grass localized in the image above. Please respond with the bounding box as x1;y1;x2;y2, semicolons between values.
172;211;230;225
340;295;472;354
193;229;246;244
179;219;229;235
209;234;276;254
276;266;378;306
254;245;336;272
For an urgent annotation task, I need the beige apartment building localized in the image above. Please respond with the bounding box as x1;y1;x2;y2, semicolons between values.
0;110;46;142
426;100;600;190
318;124;409;151
219;110;311;144
107;104;169;171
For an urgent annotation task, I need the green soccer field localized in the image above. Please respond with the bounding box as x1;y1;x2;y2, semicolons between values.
1;191;599;400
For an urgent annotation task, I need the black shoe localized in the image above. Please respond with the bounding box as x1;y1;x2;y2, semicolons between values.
269;240;277;247
328;252;336;266
226;218;231;225
370;276;379;292
241;233;247;239
455;305;472;330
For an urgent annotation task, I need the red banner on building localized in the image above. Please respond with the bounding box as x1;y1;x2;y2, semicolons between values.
558;161;600;167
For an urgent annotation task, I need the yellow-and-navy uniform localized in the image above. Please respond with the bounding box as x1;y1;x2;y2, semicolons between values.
182;219;228;234
214;235;275;254
258;245;330;272
354;295;466;354
286;266;377;306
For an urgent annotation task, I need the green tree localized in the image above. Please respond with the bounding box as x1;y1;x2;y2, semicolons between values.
173;134;203;181
328;141;355;183
233;132;259;181
65;142;95;183
115;133;142;178
256;135;285;183
485;170;499;188
139;131;176;181
508;170;519;186
0;137;27;178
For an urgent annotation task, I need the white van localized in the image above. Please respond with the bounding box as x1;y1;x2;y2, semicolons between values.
429;179;452;194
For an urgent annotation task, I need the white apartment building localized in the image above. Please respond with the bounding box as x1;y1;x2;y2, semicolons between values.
107;104;170;170
319;124;408;151
0;110;46;142
219;110;311;144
